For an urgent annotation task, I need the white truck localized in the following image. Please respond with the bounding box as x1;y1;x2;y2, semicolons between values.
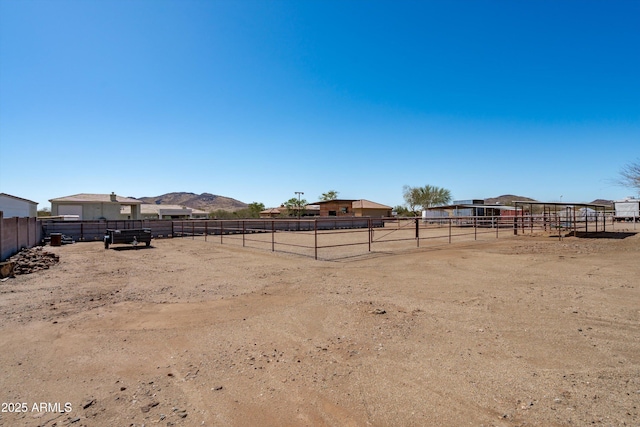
614;198;640;222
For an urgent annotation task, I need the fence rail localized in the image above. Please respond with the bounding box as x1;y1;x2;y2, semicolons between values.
173;216;521;260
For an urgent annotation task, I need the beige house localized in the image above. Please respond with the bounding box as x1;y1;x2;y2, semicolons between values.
351;199;393;217
259;205;320;218
121;204;209;220
309;199;392;218
50;193;141;220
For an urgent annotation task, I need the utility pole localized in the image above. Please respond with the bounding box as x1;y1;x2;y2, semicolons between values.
295;191;304;219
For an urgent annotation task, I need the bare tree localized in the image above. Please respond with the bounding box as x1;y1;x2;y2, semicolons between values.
619;159;640;194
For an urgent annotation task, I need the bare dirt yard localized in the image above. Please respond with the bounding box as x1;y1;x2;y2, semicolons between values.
1;228;639;426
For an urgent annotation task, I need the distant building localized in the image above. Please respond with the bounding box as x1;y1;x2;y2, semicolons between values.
424;199;516;218
50;193;141;220
0;193;38;218
309;199;392;218
120;204;209;220
260;205;320;218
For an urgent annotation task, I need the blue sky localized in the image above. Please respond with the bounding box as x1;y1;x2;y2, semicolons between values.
1;0;638;209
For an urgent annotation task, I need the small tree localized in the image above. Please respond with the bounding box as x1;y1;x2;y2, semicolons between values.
618;159;640;195
319;190;339;201
402;185;422;215
393;205;411;217
284;197;307;217
248;202;265;218
37;207;51;217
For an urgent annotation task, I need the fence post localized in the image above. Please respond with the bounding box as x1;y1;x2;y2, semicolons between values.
205;221;208;242
221;221;224;244
0;211;4;261
314;219;318;260
474;216;477;240
243;221;246;247
368;218;371;252
448;218;452;244
271;220;275;252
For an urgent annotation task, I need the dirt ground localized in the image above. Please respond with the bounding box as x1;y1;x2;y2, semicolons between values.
0;228;639;427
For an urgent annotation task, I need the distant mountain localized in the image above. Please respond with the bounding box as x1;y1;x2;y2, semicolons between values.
138;192;248;212
589;199;613;208
484;195;537;206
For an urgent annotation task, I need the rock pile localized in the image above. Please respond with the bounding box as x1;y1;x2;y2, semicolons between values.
7;247;60;276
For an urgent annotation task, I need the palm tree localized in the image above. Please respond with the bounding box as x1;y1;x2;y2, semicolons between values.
319;190;339;201
417;185;452;210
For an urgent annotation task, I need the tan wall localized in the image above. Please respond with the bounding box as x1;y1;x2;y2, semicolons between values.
53;202;140;220
319;201;354;217
354;208;392;218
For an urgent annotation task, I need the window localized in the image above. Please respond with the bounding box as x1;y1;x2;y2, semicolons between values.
341;207;348;214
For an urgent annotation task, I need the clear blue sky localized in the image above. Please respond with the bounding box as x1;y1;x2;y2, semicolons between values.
1;0;639;209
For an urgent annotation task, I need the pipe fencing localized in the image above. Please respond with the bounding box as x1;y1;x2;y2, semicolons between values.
173;216;517;261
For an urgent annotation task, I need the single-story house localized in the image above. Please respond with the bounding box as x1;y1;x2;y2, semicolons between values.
120;204;209;220
260;205;320;218
309;199;392;218
50;192;142;220
351;200;393;217
0;193;38;218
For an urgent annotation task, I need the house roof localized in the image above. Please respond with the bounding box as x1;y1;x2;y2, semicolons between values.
308;199;357;205
351;199;392;210
0;193;38;205
49;193;142;204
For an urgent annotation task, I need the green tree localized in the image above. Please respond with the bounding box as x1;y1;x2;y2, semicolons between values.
284;197;307;217
248;202;265;218
403;184;452;214
393;205;411;217
319;190;339;201
37;207;51;217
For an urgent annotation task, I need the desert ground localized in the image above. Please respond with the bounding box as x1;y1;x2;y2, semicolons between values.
0;226;639;426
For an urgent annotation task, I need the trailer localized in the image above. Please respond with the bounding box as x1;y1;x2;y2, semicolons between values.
104;228;152;249
614;198;640;222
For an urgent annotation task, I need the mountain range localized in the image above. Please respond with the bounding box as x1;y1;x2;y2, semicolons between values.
138;193;248;212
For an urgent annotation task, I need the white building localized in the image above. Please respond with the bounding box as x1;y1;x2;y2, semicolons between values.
0;193;38;218
120;204;209;220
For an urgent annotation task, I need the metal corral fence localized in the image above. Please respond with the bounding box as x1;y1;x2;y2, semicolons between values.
173;216;518;261
511;212;628;240
30;213;632;262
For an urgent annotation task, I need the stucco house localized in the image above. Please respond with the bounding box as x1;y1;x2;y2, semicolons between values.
259;205;320;218
120;204;209;220
310;199;392;218
50;193;142;220
0;193;38;218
